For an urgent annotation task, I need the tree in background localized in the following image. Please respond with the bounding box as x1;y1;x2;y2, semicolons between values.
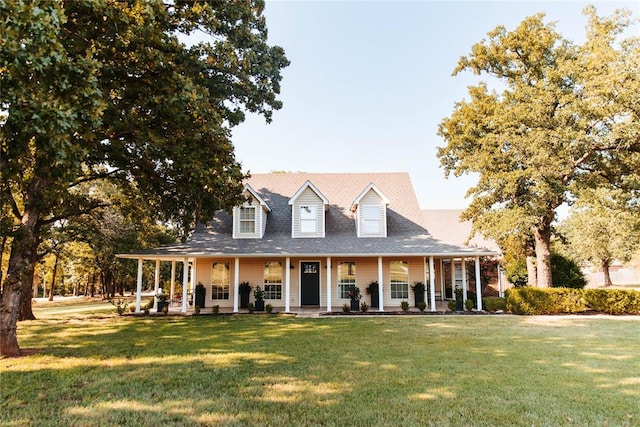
1;0;288;356
560;189;640;286
438;7;640;288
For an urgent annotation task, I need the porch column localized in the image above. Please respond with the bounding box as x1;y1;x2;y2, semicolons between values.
135;258;143;313
377;256;384;311
153;259;160;310
475;256;482;310
326;257;332;312
285;257;291;313
461;257;468;302
233;257;240;313
170;260;176;305
498;264;504;298
429;256;436;312
181;258;188;313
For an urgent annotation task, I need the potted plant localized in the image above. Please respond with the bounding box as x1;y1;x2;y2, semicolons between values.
454;286;464;311
156;292;169;313
411;281;425;307
253;285;265;311
366;280;379;308
348;285;361;312
195;282;206;309
239;281;252;309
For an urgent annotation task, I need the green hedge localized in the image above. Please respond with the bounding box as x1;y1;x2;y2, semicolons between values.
505;288;640;315
482;297;506;312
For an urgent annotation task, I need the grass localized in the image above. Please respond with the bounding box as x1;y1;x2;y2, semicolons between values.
2;300;639;426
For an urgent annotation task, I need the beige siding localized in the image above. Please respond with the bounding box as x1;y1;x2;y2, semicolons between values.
291;187;325;238
232;197;263;239
356;190;387;237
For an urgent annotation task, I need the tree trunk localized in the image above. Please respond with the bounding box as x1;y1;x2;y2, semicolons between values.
525;238;537;287
532;221;553;288
602;259;613;287
48;252;59;301
18;249;37;321
0;209;39;357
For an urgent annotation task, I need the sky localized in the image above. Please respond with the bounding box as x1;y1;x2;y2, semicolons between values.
230;1;639;210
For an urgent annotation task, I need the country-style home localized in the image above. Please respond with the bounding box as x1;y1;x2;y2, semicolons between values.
118;172;499;313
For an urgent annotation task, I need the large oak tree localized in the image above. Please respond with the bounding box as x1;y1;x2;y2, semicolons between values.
0;0;288;356
437;7;640;287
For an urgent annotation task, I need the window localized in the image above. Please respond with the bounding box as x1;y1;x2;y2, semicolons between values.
239;206;256;234
390;260;409;299
211;262;230;299
362;205;381;234
337;262;356;299
264;261;282;299
300;205;317;233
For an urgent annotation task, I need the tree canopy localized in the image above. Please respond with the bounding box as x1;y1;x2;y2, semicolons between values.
437;7;640;287
0;0;289;356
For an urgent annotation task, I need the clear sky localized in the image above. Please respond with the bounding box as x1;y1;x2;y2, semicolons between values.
231;1;639;209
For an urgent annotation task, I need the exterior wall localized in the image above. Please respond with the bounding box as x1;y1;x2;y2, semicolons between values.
291;187;325;238
355;190;387;238
194;256;449;310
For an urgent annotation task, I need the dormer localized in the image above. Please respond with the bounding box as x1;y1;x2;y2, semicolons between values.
351;183;390;237
232;184;270;238
288;180;329;238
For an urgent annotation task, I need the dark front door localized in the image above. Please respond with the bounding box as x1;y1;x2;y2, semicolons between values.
301;261;320;306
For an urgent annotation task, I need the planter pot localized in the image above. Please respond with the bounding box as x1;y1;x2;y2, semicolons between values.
157;301;169;312
369;291;379;308
455;298;464;311
414;291;425;307
255;300;265;312
350;299;360;312
240;291;250;309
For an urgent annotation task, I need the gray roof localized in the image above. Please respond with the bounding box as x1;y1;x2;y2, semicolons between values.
119;172;499;259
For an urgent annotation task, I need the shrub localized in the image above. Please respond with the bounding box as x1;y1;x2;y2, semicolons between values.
266;303;273;314
465;299;474;311
247;302;255;314
400;301;409;312
417;301;427;312
585;289;640;314
505;288;587;315
360;302;369;312
483;297;506;313
212;305;219;315
447;300;456;311
550;253;587;289
342;303;350;313
109;298;128;315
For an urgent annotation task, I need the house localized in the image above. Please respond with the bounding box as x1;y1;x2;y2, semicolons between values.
118;172;499;313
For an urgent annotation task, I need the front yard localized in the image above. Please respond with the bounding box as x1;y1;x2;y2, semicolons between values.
2;301;639;426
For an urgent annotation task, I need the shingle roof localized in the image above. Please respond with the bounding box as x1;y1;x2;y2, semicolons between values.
120;172;499;259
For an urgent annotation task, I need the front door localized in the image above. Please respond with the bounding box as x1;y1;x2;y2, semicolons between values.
301;261;320;305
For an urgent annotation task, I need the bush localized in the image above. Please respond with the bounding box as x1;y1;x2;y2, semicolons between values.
585;289;640;314
447;300;456;311
266;303;273;314
400;301;409;312
465;299;474;311
247;302;255;314
505;288;587;315
212;305;219;315
483;297;506;313
342;303;350;313
550;253;587;289
360;302;369;312
417;301;427;312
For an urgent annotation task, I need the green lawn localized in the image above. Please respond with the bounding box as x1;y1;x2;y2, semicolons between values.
2;302;639;427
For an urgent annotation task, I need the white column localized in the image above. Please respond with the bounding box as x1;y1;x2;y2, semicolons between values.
170;260;176;305
377;256;384;312
233;257;240;313
181;258;188;313
498;264;504;298
475;256;482;310
429;256;436;312
285;257;291;313
154;259;160;310
136;258;143;313
461;257;468;302
326;257;332;312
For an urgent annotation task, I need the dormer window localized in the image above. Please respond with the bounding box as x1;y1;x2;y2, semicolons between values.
300;205;317;233
239;207;256;234
352;183;389;238
232;184;270;239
